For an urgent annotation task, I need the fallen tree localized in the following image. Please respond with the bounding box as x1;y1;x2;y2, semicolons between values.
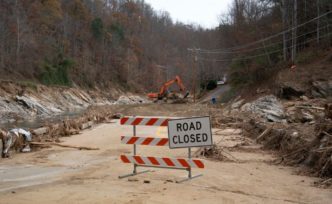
31;142;99;151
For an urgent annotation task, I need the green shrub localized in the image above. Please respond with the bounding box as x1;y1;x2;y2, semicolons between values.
40;57;74;86
109;23;125;44
91;18;104;40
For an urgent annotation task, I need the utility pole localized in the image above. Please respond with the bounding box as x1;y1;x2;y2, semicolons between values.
188;48;198;103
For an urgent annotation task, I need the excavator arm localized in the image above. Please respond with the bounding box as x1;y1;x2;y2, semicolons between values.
148;75;189;100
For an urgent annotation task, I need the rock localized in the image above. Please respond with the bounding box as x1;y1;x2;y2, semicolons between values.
32;127;49;136
231;99;244;109
128;178;139;182
311;81;332;98
115;95;150;105
279;86;304;99
300;96;309;101
16;95;51;115
80;121;94;130
241;95;285;122
292;131;299;137
143;180;151;184
0;81;120;123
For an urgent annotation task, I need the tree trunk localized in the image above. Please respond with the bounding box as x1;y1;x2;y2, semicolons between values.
281;0;287;61
15;0;20;65
291;0;297;63
317;0;320;44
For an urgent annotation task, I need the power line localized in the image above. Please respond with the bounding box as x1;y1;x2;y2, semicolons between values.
192;10;332;53
197;25;330;55
197;32;332;62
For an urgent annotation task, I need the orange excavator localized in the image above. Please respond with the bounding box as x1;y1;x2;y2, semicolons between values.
148;75;189;101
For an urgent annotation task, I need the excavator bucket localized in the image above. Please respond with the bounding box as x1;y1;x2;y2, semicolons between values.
183;91;189;99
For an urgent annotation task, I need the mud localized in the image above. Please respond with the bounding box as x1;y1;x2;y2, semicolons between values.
1;121;331;203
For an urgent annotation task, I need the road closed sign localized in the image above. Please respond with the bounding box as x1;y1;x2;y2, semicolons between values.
168;116;213;149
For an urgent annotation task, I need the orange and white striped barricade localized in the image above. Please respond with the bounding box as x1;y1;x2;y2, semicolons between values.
119;116;204;183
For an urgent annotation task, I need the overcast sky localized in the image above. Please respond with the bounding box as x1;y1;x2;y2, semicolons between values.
144;0;233;29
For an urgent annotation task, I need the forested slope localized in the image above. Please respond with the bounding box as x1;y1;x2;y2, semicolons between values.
0;0;220;91
0;0;331;94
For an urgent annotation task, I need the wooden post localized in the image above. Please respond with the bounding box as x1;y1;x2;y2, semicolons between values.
193;48;198;103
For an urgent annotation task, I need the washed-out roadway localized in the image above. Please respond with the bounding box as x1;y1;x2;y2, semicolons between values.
0;120;331;203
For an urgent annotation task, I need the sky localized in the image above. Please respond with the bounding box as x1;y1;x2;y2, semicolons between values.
144;0;233;29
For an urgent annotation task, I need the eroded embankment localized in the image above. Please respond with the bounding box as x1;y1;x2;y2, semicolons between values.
0;80;150;126
209;93;332;187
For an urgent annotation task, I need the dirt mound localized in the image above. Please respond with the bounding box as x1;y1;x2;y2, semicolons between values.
240;102;332;180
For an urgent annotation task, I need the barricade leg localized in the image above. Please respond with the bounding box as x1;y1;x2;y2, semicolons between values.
119;124;150;179
176;148;203;183
118;170;150;179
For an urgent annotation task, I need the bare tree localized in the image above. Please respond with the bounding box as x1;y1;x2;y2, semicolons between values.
291;0;297;62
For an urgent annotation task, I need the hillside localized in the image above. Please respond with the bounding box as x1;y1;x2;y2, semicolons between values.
1;1;332;202
0;0;221;91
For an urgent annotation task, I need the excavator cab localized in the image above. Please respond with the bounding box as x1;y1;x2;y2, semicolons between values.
147;75;189;102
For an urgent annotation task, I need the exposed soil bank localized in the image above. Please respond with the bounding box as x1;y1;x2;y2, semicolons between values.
0;81;149;128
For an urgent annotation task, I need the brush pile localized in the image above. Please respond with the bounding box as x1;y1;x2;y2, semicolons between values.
212;93;332;184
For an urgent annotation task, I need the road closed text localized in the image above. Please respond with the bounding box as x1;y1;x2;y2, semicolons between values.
168;117;213;149
172;133;209;144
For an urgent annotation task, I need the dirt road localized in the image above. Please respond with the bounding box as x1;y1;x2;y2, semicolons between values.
0;119;332;203
199;85;231;103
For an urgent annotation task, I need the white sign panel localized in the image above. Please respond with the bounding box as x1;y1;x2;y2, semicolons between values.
168;116;213;149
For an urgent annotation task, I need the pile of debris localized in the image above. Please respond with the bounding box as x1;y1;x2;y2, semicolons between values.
224;95;286;122
114;95;151;105
219;93;332;182
31;106;117;140
0;106;121;158
243;111;332;178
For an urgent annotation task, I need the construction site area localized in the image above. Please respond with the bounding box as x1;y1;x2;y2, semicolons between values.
1;0;332;203
1;53;332;203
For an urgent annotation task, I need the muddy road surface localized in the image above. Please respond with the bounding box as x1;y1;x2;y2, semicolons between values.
0;105;331;204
